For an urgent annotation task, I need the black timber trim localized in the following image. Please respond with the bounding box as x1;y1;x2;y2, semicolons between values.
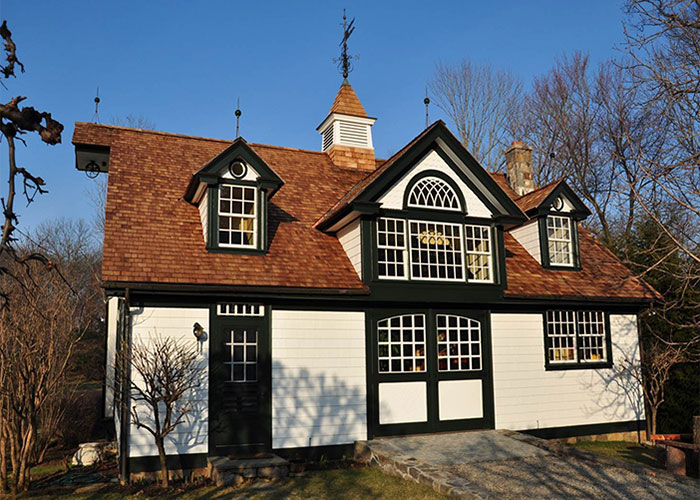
274;443;355;461
206;180;268;254
522;419;645;439
184;138;284;202
128;453;207;474
542;310;614;371
528;181;592;221
402;169;467;213
538;216;582;271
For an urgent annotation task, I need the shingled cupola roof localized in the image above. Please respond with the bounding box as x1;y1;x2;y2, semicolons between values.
317;80;377;171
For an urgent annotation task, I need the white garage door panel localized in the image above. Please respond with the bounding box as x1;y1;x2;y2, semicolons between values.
438;379;483;421
378;381;428;424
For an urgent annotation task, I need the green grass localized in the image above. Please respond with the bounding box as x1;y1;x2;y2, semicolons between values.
568;440;659;469
29;461;67;479
23;467;447;499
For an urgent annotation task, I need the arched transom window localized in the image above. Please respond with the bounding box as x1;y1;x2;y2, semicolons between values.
407;176;461;211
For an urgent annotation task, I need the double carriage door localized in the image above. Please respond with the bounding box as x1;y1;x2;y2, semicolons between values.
372;310;494;436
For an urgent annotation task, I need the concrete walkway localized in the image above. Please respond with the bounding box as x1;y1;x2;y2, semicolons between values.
355;430;698;499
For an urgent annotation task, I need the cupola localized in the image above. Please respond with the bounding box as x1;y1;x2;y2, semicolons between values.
317;80;377;171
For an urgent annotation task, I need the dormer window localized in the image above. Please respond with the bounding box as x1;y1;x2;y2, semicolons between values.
407;176;461;211
183;138;284;254
218;184;257;248
546;215;573;267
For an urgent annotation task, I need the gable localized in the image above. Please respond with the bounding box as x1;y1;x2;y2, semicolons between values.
377;149;492;218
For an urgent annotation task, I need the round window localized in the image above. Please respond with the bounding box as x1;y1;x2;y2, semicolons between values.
228;160;247;179
552;196;564;211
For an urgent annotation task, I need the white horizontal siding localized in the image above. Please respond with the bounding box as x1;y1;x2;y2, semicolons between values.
510;221;541;264
105;297;119;418
337;219;362;278
271;310;367;449
128;306;209;458
491;313;645;431
377;149;492;218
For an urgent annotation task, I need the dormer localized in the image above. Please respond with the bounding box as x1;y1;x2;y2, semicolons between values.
510;179;591;270
317;80;377;171
184;138;284;253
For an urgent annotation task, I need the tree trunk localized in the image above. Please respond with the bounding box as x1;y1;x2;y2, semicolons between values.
650;406;658;436
0;416;7;493
155;437;169;488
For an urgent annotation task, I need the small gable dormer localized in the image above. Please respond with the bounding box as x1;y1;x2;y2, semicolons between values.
184;139;284;253
510;179;591;270
317;80;377;171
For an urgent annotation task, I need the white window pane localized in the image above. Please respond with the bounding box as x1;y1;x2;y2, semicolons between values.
218;185;257;248
377;314;426;373
407;176;461;211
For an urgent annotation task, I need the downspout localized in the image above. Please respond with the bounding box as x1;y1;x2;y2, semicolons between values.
119;288;132;483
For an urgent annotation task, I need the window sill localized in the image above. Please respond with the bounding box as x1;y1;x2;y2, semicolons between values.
545;361;612;371
206;246;267;255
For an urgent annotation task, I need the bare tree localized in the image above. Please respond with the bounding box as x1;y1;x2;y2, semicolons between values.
429;59;522;169
0;21;63;265
0;259;92;494
115;334;204;487
620;0;700;264
617;335;699;436
110;114;156;130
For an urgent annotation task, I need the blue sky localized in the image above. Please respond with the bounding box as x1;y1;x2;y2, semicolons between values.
1;0;627;234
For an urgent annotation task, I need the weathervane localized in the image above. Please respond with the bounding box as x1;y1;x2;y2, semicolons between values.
235;97;242;139
92;87;100;123
333;9;359;79
424;88;430;128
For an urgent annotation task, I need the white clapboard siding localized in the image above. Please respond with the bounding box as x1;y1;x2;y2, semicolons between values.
337;219;362;278
105;297;119;418
491;313;645;431
377;149;492;218
128;307;209;458
510;221;541;264
271;310;367;449
198;190;208;243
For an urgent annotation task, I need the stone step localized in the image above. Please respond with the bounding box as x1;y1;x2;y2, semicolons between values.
208;454;289;486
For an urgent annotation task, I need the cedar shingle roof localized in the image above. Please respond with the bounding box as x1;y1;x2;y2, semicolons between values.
515;179;564;213
73;122;657;302
328;81;368;118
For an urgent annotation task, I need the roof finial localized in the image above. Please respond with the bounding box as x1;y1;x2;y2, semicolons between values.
333;9;358;80
235;97;242;139
92;87;100;123
424;88;430;129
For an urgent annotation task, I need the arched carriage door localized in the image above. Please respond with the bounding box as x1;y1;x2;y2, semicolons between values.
370;310;494;437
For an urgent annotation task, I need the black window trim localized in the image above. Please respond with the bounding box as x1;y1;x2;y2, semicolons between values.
538;214;582;271
206;179;268;255
543;309;613;371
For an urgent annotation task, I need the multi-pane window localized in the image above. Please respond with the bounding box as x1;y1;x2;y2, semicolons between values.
465;225;492;282
546;215;573;266
377;218;407;279
546;310;577;363
436;315;481;371
577;311;607;362
224;328;257;382
409;221;464;281
546;310;607;365
219;185;256;248
377;314;426;373
407;177;461;211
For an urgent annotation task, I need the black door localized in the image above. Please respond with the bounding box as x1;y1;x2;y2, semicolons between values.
209;316;271;456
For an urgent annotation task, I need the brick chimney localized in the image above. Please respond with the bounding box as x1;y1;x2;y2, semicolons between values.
505;141;535;196
317;81;377;171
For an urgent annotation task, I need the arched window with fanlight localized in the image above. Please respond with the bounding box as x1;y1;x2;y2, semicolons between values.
406;175;462;211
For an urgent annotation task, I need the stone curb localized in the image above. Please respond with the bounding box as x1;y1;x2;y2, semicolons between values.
355;441;490;500
497;429;699;487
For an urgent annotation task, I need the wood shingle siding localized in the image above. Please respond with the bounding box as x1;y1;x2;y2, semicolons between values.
490;313;644;431
271;310;367;449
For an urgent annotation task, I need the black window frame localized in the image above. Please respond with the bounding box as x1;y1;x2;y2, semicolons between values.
206;179;268;254
538;214;582;271
543;309;613;371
